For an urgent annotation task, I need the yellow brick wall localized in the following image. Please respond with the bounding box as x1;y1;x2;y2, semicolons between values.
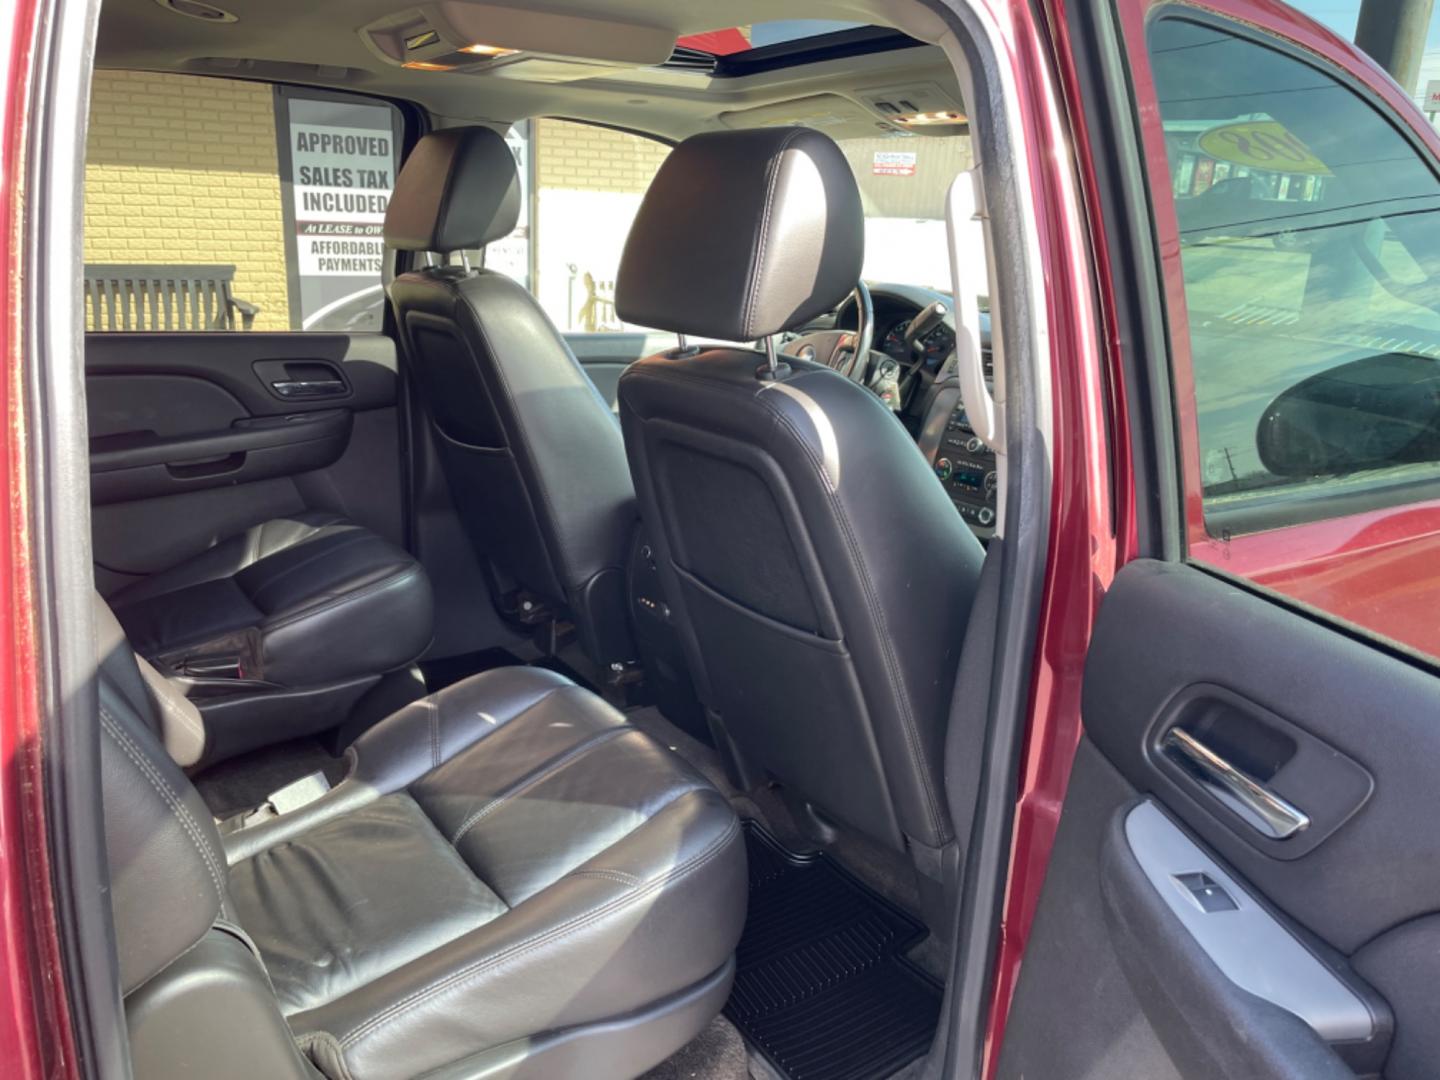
536;118;670;194
84;71;292;330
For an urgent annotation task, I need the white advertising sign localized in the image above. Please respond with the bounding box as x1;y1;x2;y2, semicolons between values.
1426;79;1440;113
873;150;917;176
282;97;397;331
291;122;392;276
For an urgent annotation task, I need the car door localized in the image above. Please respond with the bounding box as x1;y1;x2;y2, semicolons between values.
995;4;1440;1079
84;74;410;596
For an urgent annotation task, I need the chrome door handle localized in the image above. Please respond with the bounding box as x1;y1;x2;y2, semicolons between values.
1161;727;1310;840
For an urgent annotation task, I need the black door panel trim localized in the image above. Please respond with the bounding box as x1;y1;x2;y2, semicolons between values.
85;332;397;414
1085;560;1440;954
89;409;351;504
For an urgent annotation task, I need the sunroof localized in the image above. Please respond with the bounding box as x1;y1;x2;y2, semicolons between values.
676;21;868;57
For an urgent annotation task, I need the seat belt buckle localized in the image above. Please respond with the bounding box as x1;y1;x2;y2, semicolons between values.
239;770;332;828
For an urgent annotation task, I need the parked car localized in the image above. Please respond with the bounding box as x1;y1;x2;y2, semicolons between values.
4;2;1439;1080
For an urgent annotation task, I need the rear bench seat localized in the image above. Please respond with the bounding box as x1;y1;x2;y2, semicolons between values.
105;511;433;763
97;596;746;1080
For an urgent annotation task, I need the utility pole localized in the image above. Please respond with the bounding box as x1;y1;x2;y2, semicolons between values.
1355;0;1436;94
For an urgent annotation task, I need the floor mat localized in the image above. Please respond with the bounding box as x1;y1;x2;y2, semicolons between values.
192;737;347;819
725;824;943;1080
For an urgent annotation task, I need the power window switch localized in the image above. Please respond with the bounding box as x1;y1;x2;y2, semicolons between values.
1174;871;1238;913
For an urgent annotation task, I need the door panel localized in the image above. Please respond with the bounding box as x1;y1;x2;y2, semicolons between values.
998;560;1438;1078
86;331;404;592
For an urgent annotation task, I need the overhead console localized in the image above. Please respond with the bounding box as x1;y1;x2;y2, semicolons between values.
358;2;675;83
718;84;969;140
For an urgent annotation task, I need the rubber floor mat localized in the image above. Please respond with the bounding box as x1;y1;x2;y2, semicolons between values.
724;823;943;1080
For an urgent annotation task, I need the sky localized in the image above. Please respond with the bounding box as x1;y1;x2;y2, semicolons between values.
1291;1;1440;49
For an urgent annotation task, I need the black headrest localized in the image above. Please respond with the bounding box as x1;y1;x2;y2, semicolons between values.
384;127;520;253
616;128;864;342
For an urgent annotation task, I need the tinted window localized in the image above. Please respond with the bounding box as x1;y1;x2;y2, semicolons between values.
84;72;400;333
1149;19;1440;532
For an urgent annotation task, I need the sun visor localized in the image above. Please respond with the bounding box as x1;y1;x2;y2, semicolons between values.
361;2;676;78
719;95;896;141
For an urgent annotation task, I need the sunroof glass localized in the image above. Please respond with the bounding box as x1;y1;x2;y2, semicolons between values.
676;21;868;57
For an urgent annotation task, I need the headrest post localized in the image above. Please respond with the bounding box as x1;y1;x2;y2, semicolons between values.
763;336;779;377
459;251;471;273
676;332;688;351
422;252;436;268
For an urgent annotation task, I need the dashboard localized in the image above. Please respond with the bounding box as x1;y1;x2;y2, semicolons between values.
829;284;998;540
880;314;956;370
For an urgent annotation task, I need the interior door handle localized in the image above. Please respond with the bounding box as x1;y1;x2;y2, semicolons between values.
1162;727;1311;840
270;379;346;399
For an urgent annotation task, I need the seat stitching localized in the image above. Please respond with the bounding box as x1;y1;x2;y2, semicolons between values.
406;683;564;783
566;868;641;887
428;697;441;769
626;363;950;841
100;708;226;901
555;779;717;887
338;811;739;1048
260;565;422;635
447;725;636;846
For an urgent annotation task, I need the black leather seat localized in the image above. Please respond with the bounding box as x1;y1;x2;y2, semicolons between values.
384;127;638;668
614;129;985;875
107;511;433;763
98;596;746;1080
108;511;431;687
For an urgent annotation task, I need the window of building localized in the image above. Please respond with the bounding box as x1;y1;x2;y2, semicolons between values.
498;119;972;336
83;72;401;333
1148;18;1440;537
519;119;672;334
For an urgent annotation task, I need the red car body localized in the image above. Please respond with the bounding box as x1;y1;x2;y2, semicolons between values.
3;1;81;1078
1;1;1433;1077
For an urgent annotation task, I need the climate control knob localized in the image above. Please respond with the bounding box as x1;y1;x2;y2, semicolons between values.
935;457;953;482
966;436;985;454
977;506;995;526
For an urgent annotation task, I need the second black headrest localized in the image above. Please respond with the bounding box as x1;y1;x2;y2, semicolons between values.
615;127;864;342
384;126;520;253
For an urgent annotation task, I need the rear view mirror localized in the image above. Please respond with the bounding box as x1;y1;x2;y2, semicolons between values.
1256;353;1440;478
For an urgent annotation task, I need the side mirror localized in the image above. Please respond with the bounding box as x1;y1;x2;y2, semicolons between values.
1256;353;1440;478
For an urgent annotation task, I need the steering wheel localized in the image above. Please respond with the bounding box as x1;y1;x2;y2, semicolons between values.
784;282;880;386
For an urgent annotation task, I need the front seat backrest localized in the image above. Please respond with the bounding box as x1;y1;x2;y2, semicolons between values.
614;128;985;857
384;127;637;666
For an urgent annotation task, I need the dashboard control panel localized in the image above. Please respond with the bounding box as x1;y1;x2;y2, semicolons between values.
934;403;998;532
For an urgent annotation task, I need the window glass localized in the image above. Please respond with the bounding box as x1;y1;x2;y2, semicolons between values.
513;119;670;333
1148;19;1440;534
84;72;400;332
835;133;971;293
508;120;974;334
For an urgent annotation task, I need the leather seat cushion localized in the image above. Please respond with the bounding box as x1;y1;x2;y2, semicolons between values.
224;666;746;1080
108;511;433;688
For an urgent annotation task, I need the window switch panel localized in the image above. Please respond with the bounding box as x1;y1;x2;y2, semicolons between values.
1173;871;1239;913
